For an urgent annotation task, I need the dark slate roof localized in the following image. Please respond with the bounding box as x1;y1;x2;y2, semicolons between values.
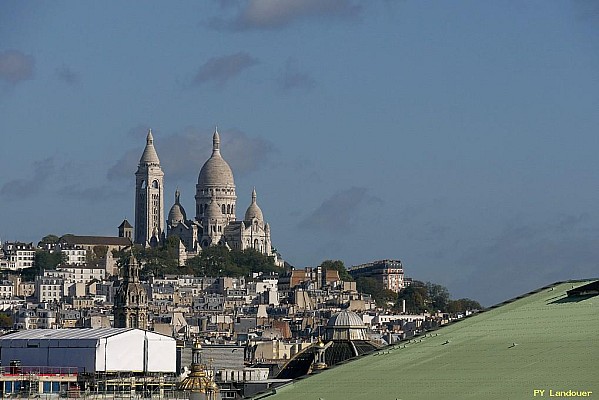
118;219;133;229
60;235;131;246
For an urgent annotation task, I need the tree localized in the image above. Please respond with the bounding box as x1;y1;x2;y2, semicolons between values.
137;237;188;277
186;245;232;276
396;282;430;314
318;260;353;281
185;247;280;278
447;298;483;314
356;276;398;307
426;282;450;312
86;245;109;268
34;250;65;270
0;313;12;329
20;267;37;282
230;248;279;276
38;234;60;247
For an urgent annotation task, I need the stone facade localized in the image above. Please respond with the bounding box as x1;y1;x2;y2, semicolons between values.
134;130;165;247
348;259;405;293
132;128;282;264
113;253;148;329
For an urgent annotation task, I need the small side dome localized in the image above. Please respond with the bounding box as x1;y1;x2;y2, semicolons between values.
204;192;221;218
244;187;264;222
168;189;186;225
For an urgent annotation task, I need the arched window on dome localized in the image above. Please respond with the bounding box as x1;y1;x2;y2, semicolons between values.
227;204;231;214
222;204;226;214
140;180;147;189
152;180;159;189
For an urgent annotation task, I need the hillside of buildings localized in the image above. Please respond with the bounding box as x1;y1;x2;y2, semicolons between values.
0;233;488;398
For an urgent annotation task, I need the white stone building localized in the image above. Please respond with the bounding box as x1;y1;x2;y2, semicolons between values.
0;280;14;299
35;276;64;303
1;242;35;270
54;244;86;265
348;259;405;293
135;128;282;264
55;266;106;285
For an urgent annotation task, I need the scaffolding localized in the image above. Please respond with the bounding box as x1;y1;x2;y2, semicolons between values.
0;366;190;399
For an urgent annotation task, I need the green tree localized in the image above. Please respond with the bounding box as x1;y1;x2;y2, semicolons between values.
318;260;353;281
93;245;108;259
396;282;430;313
38;234;60;247
356;276;398;307
34;250;65;270
114;241;282;279
184;247;281;278
0;313;12;329
186;245;233;276
20;267;37;282
86;245;109;268
426;282;450;311
447;298;483;313
138;237;189;277
230;248;279;276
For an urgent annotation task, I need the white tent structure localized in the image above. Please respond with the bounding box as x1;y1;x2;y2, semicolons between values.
0;328;175;373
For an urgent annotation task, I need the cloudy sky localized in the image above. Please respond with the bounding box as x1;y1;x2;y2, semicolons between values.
1;1;598;305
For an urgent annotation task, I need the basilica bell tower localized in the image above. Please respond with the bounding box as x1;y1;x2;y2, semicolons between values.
135;129;165;247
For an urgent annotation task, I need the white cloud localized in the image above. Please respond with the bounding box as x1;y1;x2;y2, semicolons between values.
193;52;258;87
212;0;361;31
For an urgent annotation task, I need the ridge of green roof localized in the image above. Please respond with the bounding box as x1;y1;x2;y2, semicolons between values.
253;279;599;400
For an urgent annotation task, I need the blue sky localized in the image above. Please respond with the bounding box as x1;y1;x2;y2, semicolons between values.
1;1;598;305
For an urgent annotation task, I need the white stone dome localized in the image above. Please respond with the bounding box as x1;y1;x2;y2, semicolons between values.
244;188;264;222
197;130;234;187
204;194;221;218
168;190;186;225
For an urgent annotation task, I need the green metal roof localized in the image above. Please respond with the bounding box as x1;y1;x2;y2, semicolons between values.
253;280;599;400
